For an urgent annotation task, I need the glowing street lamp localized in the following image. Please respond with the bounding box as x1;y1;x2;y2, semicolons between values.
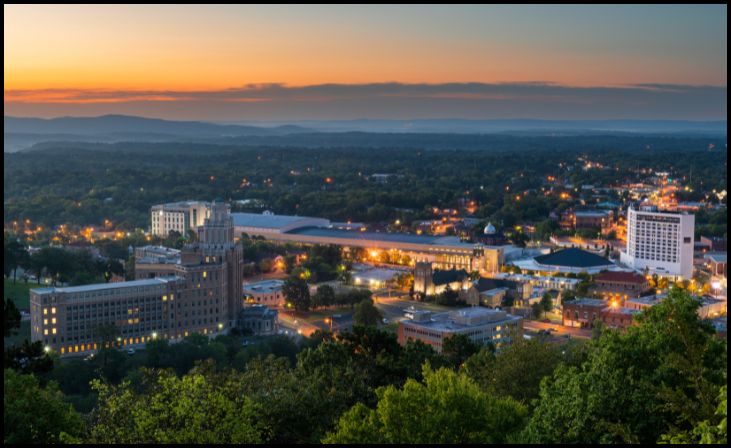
711;281;722;298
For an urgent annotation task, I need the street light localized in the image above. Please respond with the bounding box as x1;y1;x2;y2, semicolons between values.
324;317;333;332
711;281;721;298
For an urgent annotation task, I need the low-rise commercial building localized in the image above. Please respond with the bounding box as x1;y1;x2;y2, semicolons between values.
237;305;279;336
625;293;727;318
243;280;285;307
592;271;650;299
397;306;523;352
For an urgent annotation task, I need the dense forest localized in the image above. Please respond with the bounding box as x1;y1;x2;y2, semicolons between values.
4;289;727;443
4;135;727;236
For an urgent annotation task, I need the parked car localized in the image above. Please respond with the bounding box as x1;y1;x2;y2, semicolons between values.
126;348;136;355
382;318;389;324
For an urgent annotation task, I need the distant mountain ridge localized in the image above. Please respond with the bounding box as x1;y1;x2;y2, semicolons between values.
4;114;314;136
232;118;728;134
3;115;317;152
4;115;726;153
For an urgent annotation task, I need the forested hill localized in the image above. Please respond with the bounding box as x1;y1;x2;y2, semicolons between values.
18;133;727;154
4;142;726;233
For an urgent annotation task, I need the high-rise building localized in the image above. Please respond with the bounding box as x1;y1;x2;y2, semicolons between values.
620;206;695;279
150;201;211;237
31;200;245;356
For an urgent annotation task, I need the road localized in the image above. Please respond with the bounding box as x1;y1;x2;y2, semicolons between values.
523;320;591;339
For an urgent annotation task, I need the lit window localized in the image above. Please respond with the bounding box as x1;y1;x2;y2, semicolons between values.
51;318;56;324
43;308;48;315
52;328;57;334
44;329;48;335
44;319;48;325
51;307;56;314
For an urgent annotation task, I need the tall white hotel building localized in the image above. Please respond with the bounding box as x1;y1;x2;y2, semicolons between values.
620;206;695;280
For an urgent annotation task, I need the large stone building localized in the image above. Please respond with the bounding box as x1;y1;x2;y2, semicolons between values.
150;201;211;237
620;206;695;280
31;201;245;356
413;262;470;296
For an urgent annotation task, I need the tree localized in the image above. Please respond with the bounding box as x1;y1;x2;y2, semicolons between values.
87;367;266;443
312;284;335;309
463;338;563;404
560;289;576;305
540;292;553;315
4;298;21;337
531;302;544;320
4;369;84;444
523;288;727;444
353;298;383;327
442;333;480;368
660;384;727;444
323;365;527;444
4;340;54;375
283;276;310;312
4;238;28;284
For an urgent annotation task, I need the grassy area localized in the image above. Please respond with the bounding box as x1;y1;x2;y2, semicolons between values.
4;278;36;310
5;320;31;348
380;322;399;334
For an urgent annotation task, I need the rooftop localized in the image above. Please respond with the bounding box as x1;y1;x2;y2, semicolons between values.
705;252;727;263
535;248;614;268
474;277;518;292
353;268;402;283
239;304;278;318
153;201;209;209
574;210;610;218
594;271;648;284
566;298;608;307
31;276;184;295
233;212;329;230
432;269;469;286
243;279;285;294
285;226;480;249
402;306;521;331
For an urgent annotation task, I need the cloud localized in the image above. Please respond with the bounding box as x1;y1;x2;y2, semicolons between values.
4;82;726;120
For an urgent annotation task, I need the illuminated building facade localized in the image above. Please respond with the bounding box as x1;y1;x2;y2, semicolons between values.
31;201;244;356
397;307;523;353
233;212;504;275
150;201;211;237
620;206;695;279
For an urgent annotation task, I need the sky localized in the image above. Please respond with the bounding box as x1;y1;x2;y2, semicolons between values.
4;4;727;121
